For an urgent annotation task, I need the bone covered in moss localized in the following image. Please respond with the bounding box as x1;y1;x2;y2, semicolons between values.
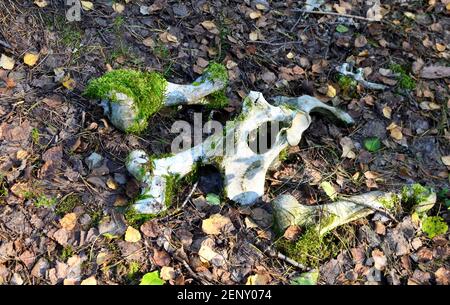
126;91;354;214
84;70;167;133
273;185;437;236
84;62;229;133
336;63;387;90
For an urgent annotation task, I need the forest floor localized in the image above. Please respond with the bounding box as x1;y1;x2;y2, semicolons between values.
0;0;449;285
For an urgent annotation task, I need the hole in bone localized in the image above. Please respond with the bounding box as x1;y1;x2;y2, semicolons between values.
197;164;223;195
247;121;285;154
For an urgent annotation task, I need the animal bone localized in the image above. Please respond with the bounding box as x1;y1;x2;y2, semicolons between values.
337;63;387;90
272;185;436;236
126;91;354;215
84;63;228;133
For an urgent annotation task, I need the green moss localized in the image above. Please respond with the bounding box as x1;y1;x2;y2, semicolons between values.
205;90;229;109
422;216;448;239
127;261;141;280
56;194;81;216
337;75;357;96
32;128;40;145
60;245;74;261
390;63;416;90
83;69;168;134
164;174;180;208
401;183;431;212
34;195;57;208
203;62;228;84
276;227;341;268
124;205;154;228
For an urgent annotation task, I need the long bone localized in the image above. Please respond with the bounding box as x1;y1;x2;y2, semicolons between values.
84;63;228;133
126;91;354;215
272;186;436;236
336;63;387;90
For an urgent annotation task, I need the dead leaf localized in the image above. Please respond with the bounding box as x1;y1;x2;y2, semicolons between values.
420;65;450;79
202;214;234;235
435;267;450;285
367;4;383;21
326;85;336;98
355;35;367;48
24;53;39;67
436;43;446;52
153;249;170;267
0;54;15;70
441;156;450;166
246;273;271;285
201;21;219;34
372;249;387;271
340;137;356;159
60;213;77;231
10;182;29;199
160;266;175;281
124;226;141;243
80;276;97;285
249;11;262;19
34;0;48;8
386;122;403;140
80;1;94;11
382;106;392;119
62;76;76;90
142;37;155;48
112;3;125;13
249;31;258;41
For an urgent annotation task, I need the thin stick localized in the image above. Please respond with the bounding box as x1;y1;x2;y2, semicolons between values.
294;9;379;22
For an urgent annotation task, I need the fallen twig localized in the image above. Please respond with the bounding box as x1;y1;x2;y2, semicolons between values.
293;9;380;22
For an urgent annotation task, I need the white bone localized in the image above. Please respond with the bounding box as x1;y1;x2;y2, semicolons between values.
272;188;436;236
126;91;354;214
336;63;387;90
100;71;227;132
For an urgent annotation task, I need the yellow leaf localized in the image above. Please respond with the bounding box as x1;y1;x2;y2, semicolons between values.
249;11;262;19
16;149;28;160
202;214;233;235
60;213;77;231
81;1;94;11
112;3;125;13
106;178;118;190
201;20;217;31
142;37;155;48
436;43;446;52
62;76;76;90
125;226;141;242
286;52;295;59
382;106;392;119
80;276;97;285
166;33;178;43
34;0;48;8
441;156;450;166
404;12;415;19
24;53;39;67
0;54;15;70
387;123;403;140
249;31;258;41
246;274;270;285
326;85;336;98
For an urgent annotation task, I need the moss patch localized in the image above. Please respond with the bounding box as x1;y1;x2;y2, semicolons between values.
83;69;168;134
337;74;357;97
390;63;416;91
276;227;343;268
203;62;228;84
56;194;81;216
422;216;448;239
206;90;229;109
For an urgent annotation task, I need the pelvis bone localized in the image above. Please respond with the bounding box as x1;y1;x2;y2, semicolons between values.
126;91;354;215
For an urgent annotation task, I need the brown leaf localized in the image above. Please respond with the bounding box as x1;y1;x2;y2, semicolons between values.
372;249;387;271
202;214;234;235
354;35;367;48
140;220;160;238
435;267;450;285
153;249;170;267
60;213;77;231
